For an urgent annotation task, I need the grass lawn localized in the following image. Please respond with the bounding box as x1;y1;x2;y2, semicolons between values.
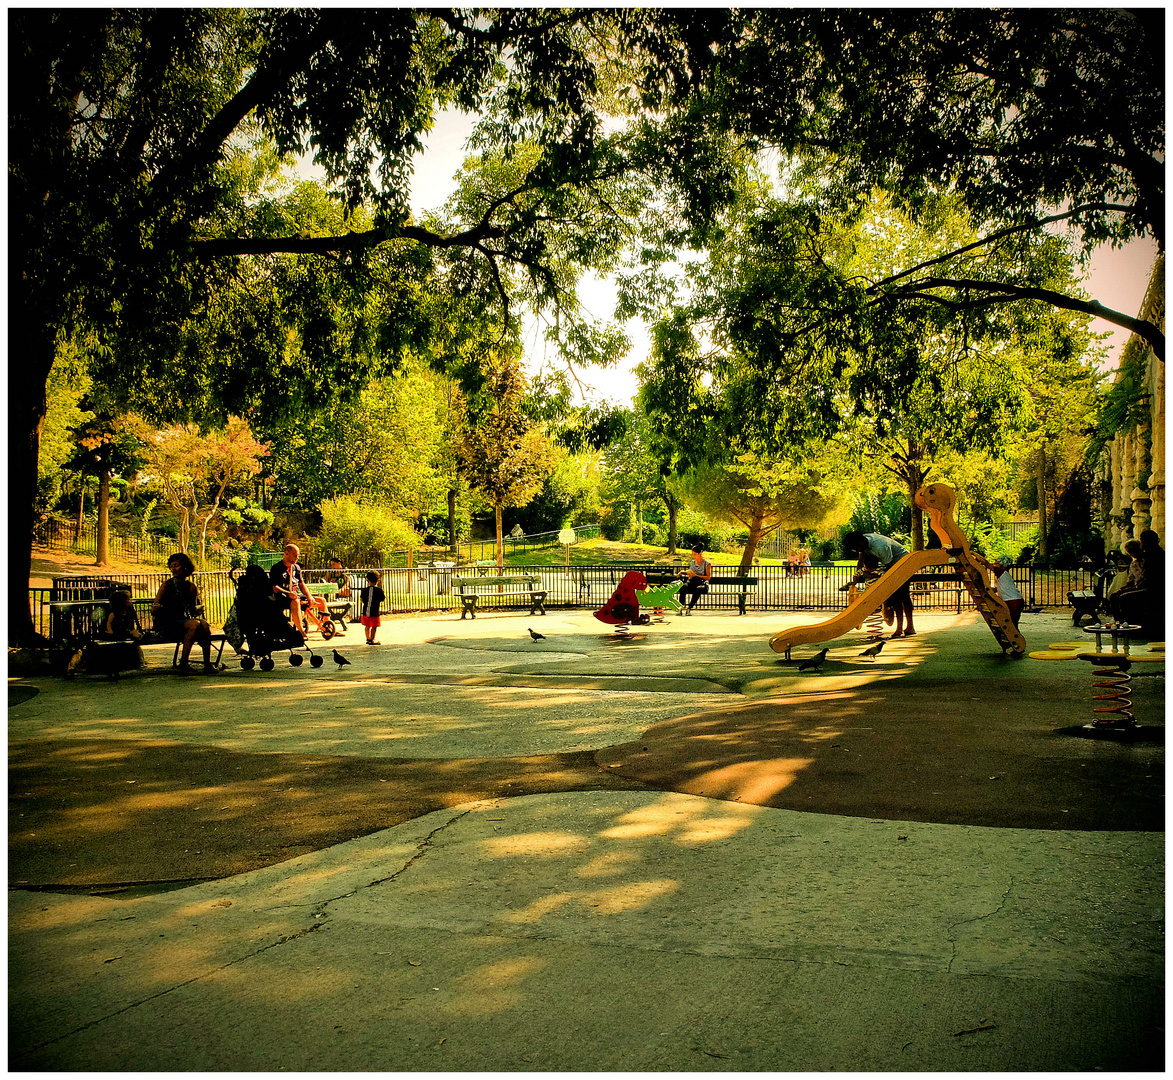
499;537;761;568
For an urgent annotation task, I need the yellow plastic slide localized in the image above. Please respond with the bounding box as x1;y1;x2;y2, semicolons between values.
769;483;1028;658
769;549;952;657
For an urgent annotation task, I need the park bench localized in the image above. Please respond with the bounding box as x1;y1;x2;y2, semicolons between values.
1066;565;1118;627
908;571;966;614
645;573;759;615
451;574;547;619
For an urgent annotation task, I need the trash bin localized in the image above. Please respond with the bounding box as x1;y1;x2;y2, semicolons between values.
431;561;455;595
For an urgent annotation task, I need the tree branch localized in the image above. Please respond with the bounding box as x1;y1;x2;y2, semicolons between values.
870;203;1139;291
892;277;1165;361
189;220;506;258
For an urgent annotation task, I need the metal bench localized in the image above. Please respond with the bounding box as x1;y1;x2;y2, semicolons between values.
450;574;547;619
1067;566;1117;626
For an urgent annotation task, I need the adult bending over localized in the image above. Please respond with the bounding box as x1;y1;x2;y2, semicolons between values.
843;531;916;638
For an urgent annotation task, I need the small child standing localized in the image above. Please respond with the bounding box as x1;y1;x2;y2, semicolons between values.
992;555;1025;626
360;571;385;645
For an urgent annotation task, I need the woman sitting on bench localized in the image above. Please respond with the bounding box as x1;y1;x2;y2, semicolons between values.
677;545;712;615
153;552;217;674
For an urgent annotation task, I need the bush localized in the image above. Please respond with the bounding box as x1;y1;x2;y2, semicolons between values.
599;502;631;541
317;496;422;564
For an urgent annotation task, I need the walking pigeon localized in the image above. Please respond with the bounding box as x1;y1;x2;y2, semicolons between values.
859;640;885;660
332;649;351;669
528;628;546;641
797;648;829;672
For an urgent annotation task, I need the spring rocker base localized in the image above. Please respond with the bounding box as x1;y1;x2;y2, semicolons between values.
1073;652;1161;738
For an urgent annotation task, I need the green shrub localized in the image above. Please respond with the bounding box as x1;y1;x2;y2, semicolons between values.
318;496;421;564
599;502;631;541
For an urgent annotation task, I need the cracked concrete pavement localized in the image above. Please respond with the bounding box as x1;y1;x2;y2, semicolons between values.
9;608;1165;1070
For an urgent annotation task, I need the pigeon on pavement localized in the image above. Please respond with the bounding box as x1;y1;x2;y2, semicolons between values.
332;649;351;669
528;628;546;641
859;640;885;660
797;647;829;672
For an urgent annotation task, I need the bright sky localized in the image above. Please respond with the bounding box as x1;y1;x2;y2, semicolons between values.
302;106;1160;407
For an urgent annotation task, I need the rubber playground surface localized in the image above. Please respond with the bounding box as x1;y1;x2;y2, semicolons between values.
8;605;1164;1071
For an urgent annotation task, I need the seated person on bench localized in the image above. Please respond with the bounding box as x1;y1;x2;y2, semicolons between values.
153;552;217;674
1109;530;1164;634
676;545;712;615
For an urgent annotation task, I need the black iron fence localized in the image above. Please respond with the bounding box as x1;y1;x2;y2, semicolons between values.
29;562;1096;640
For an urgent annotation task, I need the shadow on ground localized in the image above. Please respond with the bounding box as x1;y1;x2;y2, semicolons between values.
9;738;649;891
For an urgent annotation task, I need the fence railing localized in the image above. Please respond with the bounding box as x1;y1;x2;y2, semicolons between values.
30;563;1096;641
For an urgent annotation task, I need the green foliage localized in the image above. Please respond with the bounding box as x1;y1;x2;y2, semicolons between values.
847;493;911;539
317;496;421;565
221;496;274;533
261;362;455;513
508;448;602;534
1086;335;1158;464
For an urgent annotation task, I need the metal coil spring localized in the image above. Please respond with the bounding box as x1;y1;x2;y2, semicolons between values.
1090;660;1134;727
863;606;886;637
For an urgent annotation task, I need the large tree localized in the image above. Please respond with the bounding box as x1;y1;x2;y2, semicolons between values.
635;7;1164;353
12;8;1162;644
678;454;852;573
455;357;555;569
10;9;644;640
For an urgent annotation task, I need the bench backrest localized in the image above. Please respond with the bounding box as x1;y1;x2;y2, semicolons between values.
645;573;757;587
451;575;540;589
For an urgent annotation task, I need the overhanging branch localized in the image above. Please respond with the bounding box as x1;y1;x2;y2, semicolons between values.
189;221;506;258
891;277;1165;362
871;203;1140;291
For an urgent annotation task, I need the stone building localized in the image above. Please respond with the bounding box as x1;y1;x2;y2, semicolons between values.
1097;254;1165;549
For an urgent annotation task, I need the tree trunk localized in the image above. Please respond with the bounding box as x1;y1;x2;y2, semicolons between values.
739;514;770;574
11;330;56;645
74;483;85;543
96;468;111;566
494;500;504;569
447;487;457;553
666;495;679;554
908;476;925;551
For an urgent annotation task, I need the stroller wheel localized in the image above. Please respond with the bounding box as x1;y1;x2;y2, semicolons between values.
260;656;275;672
310;654;324;668
290;653;304;666
241;656;256;670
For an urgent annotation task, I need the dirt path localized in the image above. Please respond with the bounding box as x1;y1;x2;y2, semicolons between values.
29;545;164;590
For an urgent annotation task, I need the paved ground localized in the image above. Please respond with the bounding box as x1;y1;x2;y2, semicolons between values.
8;607;1165;1070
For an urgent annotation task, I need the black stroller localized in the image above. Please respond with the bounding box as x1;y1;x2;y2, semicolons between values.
229;565;324;671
